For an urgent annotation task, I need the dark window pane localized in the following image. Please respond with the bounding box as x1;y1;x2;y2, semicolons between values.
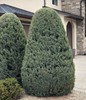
52;0;58;5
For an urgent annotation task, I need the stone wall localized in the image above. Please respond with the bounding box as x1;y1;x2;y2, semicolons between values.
76;1;85;54
76;20;84;54
61;0;80;15
61;0;85;55
82;1;86;54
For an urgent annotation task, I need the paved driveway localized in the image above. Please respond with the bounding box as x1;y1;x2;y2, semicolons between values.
74;56;86;92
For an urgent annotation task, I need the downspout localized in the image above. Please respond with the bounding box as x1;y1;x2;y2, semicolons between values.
43;0;46;7
80;0;83;16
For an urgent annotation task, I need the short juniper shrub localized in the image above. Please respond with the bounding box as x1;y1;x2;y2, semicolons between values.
0;82;10;100
21;8;75;97
0;78;24;100
0;13;26;82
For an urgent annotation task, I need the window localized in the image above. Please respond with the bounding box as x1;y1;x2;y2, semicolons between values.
52;0;58;5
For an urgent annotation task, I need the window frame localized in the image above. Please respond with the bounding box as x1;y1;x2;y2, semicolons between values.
52;0;58;5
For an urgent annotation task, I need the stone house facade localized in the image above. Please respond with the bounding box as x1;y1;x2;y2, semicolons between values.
62;0;86;55
0;0;85;56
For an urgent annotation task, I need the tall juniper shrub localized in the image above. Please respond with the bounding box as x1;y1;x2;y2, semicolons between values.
0;13;26;82
21;8;75;97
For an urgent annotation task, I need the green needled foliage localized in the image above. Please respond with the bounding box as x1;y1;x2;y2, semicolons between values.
0;13;26;82
0;78;23;100
21;8;75;97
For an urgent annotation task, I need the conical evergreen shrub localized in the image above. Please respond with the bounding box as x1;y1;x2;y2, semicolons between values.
21;8;75;97
0;13;26;82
